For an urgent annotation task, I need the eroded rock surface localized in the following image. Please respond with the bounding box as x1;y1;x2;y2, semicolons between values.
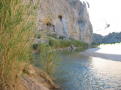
20;65;59;90
36;0;93;44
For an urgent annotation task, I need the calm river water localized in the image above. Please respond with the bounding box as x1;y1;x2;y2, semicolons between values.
55;52;121;90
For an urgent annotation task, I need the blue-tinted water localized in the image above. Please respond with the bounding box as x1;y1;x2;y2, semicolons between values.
55;53;121;90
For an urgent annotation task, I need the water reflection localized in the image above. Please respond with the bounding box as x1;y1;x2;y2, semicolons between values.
55;53;121;90
91;57;121;76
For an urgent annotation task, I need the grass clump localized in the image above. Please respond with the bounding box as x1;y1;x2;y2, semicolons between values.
0;0;37;90
38;44;59;76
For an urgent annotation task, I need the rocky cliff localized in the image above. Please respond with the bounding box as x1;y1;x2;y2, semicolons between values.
35;0;93;44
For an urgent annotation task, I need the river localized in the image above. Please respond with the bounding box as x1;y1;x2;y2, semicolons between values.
55;44;121;90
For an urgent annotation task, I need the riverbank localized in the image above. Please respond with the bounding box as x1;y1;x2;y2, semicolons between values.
17;64;59;90
55;46;121;90
81;44;121;61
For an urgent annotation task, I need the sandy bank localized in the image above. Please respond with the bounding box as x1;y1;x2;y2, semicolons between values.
81;46;121;61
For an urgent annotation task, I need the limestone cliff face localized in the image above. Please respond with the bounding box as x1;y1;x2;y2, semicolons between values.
36;0;93;44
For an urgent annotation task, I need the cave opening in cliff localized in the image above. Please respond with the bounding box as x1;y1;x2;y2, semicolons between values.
58;15;63;21
46;22;52;26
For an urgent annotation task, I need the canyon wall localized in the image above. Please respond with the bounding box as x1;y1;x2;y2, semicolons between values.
36;0;93;44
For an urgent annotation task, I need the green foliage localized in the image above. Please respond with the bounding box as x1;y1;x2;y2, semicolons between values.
0;0;37;89
39;44;59;76
48;37;88;49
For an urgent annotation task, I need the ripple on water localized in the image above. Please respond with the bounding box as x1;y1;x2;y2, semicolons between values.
55;54;121;90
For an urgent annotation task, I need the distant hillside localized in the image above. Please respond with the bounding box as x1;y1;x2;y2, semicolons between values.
93;32;121;44
93;33;104;44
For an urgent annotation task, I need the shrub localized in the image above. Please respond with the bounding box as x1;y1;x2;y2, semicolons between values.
49;38;60;48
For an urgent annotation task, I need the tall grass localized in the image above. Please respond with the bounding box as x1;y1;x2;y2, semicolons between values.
39;44;59;76
0;0;37;89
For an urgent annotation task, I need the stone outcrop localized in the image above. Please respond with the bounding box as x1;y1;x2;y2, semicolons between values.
36;0;93;44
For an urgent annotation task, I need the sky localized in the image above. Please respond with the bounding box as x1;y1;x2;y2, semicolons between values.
84;0;121;36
